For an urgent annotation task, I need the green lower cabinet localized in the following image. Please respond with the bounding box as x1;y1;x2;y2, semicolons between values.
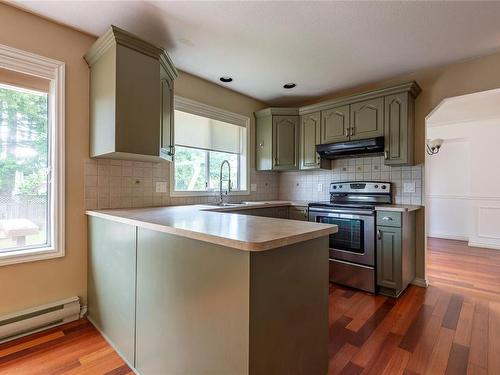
377;226;402;291
376;211;416;298
87;217;137;366
288;206;308;221
135;228;250;375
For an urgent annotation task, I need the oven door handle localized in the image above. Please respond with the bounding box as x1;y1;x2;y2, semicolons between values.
309;207;375;216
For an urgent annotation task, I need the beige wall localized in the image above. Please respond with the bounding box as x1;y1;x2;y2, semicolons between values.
0;3;95;314
305;51;500;280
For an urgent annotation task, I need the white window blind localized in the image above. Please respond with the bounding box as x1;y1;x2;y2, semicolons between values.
175;110;243;154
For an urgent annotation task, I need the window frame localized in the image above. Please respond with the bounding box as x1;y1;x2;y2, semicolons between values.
171;96;250;197
0;43;65;266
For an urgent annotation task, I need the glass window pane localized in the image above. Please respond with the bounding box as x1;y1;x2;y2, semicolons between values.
174;146;207;191
208;151;239;191
0;84;49;252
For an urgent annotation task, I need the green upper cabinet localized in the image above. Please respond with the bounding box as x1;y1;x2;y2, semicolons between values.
300;112;321;169
255;108;299;171
85;25;178;162
320;105;350;144
384;92;414;166
273;115;299;170
159;56;177;162
349;97;384;140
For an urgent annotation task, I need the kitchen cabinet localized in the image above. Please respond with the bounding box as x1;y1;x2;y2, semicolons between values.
320;106;350;144
376;211;416;297
273;116;299;170
159;58;176;161
349;98;384;140
300;112;321;169
255;108;299;171
231;206;289;219
87;217;136;365
300;112;331;170
289;206;309;221
85;25;177;162
384;92;414;165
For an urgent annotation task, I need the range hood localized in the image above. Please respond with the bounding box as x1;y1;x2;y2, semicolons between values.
316;137;385;159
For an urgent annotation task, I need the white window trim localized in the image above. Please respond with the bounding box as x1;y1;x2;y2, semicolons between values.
171;96;250;197
0;43;65;266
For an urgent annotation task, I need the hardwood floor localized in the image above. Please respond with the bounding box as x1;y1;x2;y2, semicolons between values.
1;238;499;375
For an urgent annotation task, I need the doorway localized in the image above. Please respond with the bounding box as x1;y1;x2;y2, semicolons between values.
425;88;500;300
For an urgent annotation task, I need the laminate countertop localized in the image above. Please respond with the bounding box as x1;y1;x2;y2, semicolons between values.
374;204;423;212
86;201;337;252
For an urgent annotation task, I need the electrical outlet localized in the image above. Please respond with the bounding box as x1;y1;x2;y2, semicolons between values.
317;183;323;192
155;181;167;193
403;182;416;193
250;183;257;192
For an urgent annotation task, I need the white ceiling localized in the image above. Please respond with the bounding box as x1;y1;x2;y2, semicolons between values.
10;1;500;105
427;88;500;126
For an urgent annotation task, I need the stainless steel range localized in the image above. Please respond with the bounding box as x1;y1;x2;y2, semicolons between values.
308;181;392;293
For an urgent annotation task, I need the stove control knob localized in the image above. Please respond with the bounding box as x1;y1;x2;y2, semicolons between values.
332;185;337;189
339;185;343;189
374;185;379;189
381;185;387;190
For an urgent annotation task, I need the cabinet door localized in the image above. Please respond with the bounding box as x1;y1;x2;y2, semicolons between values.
274;206;290;219
300;112;321;169
320;105;350;144
160;66;174;161
350;98;384;140
272;115;299;170
88;217;136;365
255;115;273;171
289;207;308;221
384;93;410;165
376;226;402;291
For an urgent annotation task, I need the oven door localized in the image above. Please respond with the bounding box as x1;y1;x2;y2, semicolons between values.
309;208;375;266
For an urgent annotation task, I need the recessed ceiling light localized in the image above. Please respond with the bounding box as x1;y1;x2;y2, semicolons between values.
283;83;296;89
220;76;233;83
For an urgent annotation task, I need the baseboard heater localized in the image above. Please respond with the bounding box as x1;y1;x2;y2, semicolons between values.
0;296;81;344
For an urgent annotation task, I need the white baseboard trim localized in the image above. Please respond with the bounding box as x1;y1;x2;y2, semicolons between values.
411;277;428;288
468;241;500;251
427;234;469;241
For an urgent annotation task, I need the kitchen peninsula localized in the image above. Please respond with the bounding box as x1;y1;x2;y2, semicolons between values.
86;203;337;375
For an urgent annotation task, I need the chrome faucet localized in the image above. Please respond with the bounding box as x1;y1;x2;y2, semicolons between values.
219;160;232;205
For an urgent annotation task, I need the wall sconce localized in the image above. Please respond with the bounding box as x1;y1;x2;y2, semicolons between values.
426;138;443;155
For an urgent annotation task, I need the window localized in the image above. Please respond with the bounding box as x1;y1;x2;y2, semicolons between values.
172;97;249;195
0;44;65;266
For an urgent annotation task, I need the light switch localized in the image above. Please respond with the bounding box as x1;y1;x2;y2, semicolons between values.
317;183;323;192
250;183;257;192
403;182;416;193
155;181;167;193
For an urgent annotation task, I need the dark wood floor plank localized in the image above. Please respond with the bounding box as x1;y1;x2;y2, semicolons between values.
468;300;489;371
340;361;364;375
398;304;434;352
445;342;469;375
442;294;464;330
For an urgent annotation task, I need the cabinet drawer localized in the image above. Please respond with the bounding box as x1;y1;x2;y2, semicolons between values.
376;211;401;227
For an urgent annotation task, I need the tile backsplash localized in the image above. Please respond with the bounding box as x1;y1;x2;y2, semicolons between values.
278;156;424;205
85;155;423;210
85;158;279;210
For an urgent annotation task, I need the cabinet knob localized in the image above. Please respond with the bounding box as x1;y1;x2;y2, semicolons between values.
259;141;264;148
377;230;382;240
384;150;389;160
350;127;355;136
382;216;393;221
345;128;349;137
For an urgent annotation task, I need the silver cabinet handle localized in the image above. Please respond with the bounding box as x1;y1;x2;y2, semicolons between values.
377;230;381;240
382;216;393;221
345;128;349;137
350;127;355;136
384;150;389;160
